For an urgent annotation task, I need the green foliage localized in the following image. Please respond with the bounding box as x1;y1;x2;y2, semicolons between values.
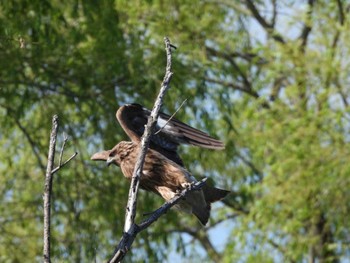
1;0;350;262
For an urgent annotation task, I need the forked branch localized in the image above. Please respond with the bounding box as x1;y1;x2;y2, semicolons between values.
43;115;78;263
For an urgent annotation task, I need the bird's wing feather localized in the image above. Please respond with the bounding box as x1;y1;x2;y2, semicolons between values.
116;103;225;151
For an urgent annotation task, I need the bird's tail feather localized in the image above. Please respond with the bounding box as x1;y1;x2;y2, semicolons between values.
192;185;230;225
202;184;230;204
192;204;211;226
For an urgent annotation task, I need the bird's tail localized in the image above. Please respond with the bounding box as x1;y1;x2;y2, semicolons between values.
202;184;230;204
191;203;211;226
191;184;230;225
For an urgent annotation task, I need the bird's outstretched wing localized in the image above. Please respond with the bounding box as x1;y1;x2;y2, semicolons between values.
116;103;224;166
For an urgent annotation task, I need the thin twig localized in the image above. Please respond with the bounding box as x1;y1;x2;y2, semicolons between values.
154;98;188;135
58;133;68;166
51;152;78;175
43;115;59;263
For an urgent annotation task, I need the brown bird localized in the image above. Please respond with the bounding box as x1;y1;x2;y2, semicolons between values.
91;103;229;225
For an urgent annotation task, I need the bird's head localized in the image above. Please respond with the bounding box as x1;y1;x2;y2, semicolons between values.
91;142;134;167
90;148;120;167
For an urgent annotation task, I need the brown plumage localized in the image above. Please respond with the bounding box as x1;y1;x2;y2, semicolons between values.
91;103;229;225
91;141;229;225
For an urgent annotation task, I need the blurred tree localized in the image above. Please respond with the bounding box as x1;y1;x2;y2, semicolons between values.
0;0;349;262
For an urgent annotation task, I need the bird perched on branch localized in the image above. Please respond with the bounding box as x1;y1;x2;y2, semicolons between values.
91;103;229;225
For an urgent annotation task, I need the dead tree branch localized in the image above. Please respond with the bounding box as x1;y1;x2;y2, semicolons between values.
43;115;59;263
43;116;78;263
107;36;174;263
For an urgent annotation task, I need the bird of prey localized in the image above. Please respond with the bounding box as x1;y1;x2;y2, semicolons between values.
91;103;229;225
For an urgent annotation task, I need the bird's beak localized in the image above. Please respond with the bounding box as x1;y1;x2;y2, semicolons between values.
106;157;114;166
91;150;110;161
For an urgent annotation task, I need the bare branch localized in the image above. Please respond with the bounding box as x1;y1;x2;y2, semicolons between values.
108;37;174;263
124;36;173;233
43;115;59;263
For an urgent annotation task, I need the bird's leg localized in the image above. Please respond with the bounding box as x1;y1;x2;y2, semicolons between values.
175;188;183;195
176;183;191;195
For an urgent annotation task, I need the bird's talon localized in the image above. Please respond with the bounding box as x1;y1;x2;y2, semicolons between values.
181;182;192;189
